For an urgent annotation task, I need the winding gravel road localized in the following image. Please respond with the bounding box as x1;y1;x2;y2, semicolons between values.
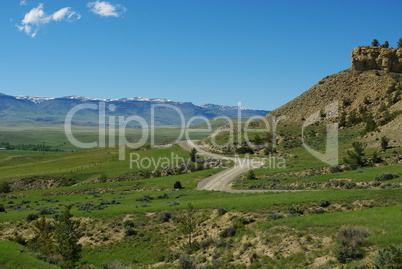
178;140;266;191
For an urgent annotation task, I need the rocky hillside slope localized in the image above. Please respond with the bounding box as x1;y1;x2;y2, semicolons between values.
261;46;402;146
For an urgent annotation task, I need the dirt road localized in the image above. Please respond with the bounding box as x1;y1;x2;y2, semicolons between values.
178;140;265;191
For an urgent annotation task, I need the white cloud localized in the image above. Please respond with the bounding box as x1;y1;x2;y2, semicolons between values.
87;1;126;17
52;7;80;22
20;0;27;6
16;3;81;37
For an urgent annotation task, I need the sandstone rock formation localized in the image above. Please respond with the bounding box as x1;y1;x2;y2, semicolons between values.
351;46;402;73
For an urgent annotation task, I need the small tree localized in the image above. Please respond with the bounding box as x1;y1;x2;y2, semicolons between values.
381;41;390;48
339;112;347;128
174;181;182;189
245;170;256;180
189;147;198;163
397;38;402;48
372;39;380;47
347;110;361;126
179;203;198;249
364;116;377;133
344;142;367;169
54;205;82;269
31;216;54;257
253;133;263;146
381;136;390;152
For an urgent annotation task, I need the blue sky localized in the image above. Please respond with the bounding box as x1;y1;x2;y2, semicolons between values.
0;0;401;110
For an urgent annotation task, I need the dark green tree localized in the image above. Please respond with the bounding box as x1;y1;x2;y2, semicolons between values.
189;147;198;163
372;39;380;47
245;169;256;180
339;112;347;128
253;133;263;146
347;110;361;126
174;180;182;189
31;216;54;257
381;136;390;152
0;181;11;194
364;116;377;133
344;142;367;169
381;41;390;48
54;205;82;269
397;38;402;48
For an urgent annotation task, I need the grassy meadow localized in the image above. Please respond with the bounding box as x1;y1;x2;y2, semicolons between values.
0;122;401;268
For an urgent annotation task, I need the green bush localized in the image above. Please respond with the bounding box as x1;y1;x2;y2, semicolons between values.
0;204;5;212
123;220;137;237
217;208;227;216
219;227;236;238
266;213;284;221
345;181;357;189
245;170;256;180
335;226;371;263
330;165;343;173
26;213;39;222
174;181;182;189
373;245;402;269
0;181;11;194
100;260;129;269
236;145;254;154
287;205;304;216
375;173;399;181
38;207;56;215
178;254;197;269
158;211;172;223
317;199;331;208
381;136;390;152
136;195;153;202
343;98;352;107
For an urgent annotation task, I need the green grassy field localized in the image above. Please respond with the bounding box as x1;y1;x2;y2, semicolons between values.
0;123;401;268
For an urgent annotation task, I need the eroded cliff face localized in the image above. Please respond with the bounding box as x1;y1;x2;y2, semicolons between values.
351;46;402;73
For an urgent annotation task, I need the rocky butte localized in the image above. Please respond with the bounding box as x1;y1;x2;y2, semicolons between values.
351;46;402;73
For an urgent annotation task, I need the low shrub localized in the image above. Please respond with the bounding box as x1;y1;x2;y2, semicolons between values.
266;213;284;221
330;165;343;173
335;226;371;263
169;201;180;206
123;220;137;237
220;227;236;238
38;207;56;215
287;205;304;216
178;254;197;269
317;199;331;208
245;170;256;180
373;245;402;269
158;211;172;223
136;195;153;202
100;260;129;269
217;208;227;216
174;181;182;189
375;173;400;181
0;181;11;194
26;213;39;222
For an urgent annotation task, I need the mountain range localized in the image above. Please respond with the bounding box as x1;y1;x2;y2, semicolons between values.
0;93;270;127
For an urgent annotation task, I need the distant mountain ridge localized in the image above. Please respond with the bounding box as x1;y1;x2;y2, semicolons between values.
0;93;270;127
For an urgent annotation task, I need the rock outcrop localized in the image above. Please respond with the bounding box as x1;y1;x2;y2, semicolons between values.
351;46;402;73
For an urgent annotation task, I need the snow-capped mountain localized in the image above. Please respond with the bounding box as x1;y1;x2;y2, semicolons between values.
0;93;270;127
